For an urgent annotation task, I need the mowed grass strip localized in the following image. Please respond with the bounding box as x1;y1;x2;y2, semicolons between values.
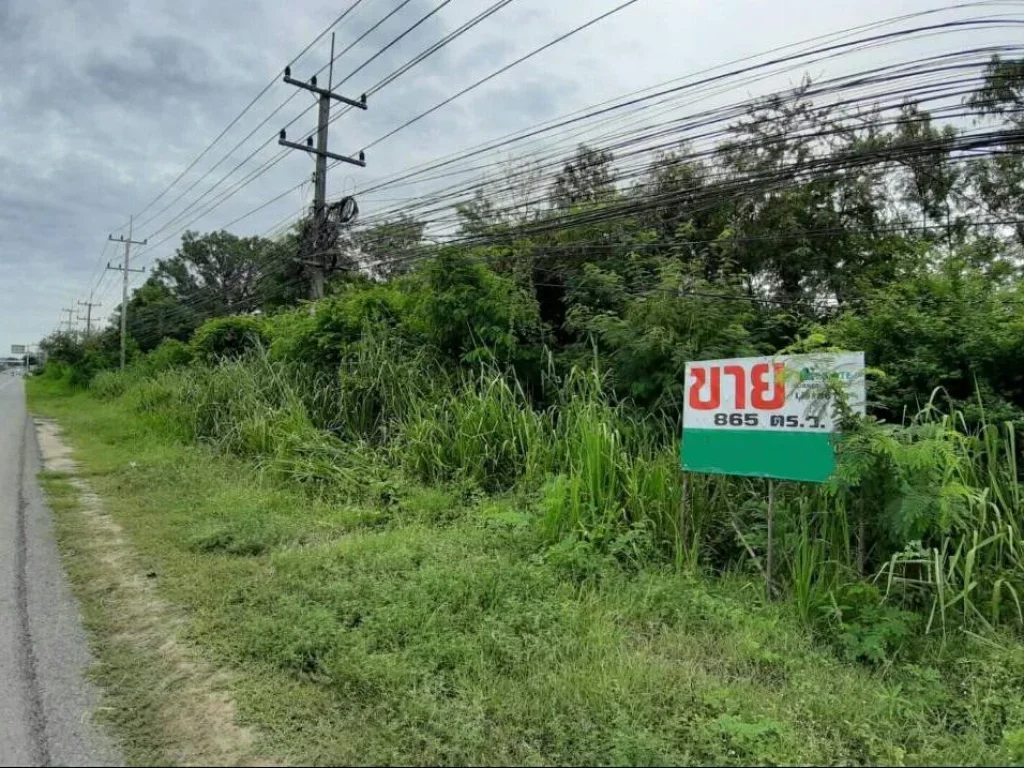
28;377;1021;766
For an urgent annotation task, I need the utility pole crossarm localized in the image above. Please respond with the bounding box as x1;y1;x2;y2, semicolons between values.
78;300;101;337
106;261;146;273
60;307;75;333
277;134;366;167
107;235;148;247
282;71;368;110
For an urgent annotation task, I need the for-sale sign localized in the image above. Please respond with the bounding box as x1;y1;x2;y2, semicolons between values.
681;352;865;483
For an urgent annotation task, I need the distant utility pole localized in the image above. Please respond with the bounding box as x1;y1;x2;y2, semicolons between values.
278;33;368;300
60;307;76;334
77;299;101;338
107;215;147;370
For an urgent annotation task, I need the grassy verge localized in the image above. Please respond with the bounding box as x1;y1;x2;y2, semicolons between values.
37;470;174;765
27;375;1024;766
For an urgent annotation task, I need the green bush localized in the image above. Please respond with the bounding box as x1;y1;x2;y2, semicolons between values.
91;370;136;400
143;338;193;374
191;315;268;365
266;285;411;374
817;583;918;664
823;264;1024;424
415;247;545;373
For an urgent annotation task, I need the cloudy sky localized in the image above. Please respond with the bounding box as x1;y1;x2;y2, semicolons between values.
0;0;1012;353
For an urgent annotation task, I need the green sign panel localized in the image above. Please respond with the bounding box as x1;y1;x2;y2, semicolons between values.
681;353;865;483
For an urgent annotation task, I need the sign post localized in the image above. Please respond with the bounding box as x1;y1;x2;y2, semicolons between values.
681;352;865;594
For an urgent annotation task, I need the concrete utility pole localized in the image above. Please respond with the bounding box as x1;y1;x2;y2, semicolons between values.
107;215;147;370
60;307;75;334
77;299;101;338
278;33;368;300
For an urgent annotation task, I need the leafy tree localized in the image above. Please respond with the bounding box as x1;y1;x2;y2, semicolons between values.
123;278;199;352
153;230;277;316
354;214;426;279
967;55;1024;247
123;230;294;351
550;145;617;209
567;257;757;413
823;254;1024;423
892;104;961;240
191;316;268;365
456;188;504;236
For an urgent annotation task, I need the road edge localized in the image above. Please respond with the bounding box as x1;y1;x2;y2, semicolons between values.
31;417;270;767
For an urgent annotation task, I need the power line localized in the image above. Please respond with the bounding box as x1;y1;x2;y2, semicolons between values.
127;0;374;227
128;0;524;265
75;0;1024;337
127;0;458;257
131;0;406;237
362;0;647;153
94;3;1024;347
161;0;654;250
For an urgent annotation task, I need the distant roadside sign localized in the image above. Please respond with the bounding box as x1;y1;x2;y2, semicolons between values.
681;352;865;483
11;345;25;355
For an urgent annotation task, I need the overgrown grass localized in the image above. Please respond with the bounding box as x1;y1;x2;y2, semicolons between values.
83;346;1024;642
27;371;1024;765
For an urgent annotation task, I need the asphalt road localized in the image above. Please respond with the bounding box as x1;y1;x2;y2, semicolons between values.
0;372;120;766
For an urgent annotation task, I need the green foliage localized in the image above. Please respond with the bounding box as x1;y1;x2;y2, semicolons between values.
416;247;544;369
39;330;85;367
396;368;551;492
38;328;129;388
190;315;268;365
29;54;1024;765
820;583;918;664
333;324;438;441
353;213;426;279
824;263;1024;423
550;144;617;208
48;59;1024;662
124;279;198;353
266;284;410;373
568;258;758;412
142;338;193;374
91;370;138;400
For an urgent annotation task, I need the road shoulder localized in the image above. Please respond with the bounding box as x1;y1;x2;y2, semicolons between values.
22;416;122;767
32;418;266;767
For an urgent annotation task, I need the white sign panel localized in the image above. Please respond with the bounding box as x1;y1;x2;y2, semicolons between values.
683;352;866;433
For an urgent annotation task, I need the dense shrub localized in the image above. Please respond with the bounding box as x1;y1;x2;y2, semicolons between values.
823;264;1024;424
143;338;193;374
396;369;551;492
38;328;127;388
415;247;546;376
266;284;411;373
191;315;268;365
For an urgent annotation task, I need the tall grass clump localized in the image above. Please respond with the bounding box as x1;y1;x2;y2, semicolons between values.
860;403;1024;634
116;351;376;496
119;367;197;442
535;368;682;563
396;366;551;492
91;368;144;400
334;324;442;443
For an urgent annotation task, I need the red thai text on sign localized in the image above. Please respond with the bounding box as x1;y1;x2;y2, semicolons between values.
688;362;786;411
